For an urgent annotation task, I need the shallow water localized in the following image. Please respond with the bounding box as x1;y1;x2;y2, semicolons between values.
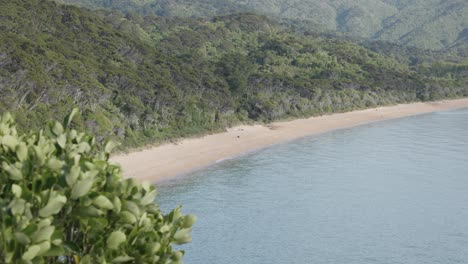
157;108;468;264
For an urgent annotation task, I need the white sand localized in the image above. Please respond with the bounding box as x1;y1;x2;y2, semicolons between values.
111;98;468;183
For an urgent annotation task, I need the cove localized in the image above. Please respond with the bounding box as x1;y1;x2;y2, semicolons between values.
157;108;468;264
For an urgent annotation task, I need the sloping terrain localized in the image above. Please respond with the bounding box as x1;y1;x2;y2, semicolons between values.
59;0;468;51
1;0;466;148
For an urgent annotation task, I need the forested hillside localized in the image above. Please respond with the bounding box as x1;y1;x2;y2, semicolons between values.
58;0;468;51
1;0;467;149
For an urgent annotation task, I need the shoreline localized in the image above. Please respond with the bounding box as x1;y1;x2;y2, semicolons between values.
111;98;468;184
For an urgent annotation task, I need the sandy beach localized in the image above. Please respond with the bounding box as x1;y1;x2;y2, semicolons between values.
111;98;468;183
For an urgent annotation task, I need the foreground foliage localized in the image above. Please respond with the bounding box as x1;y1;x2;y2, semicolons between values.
0;111;195;263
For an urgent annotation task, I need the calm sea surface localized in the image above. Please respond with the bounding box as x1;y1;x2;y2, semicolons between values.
157;108;468;264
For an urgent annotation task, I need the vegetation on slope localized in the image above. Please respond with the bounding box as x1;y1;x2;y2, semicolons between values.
0;0;467;149
0;110;195;263
58;0;468;51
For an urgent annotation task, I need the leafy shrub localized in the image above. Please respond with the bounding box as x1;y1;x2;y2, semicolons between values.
0;110;195;263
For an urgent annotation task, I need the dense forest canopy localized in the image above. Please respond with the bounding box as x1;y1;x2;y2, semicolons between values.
0;0;467;149
57;0;468;51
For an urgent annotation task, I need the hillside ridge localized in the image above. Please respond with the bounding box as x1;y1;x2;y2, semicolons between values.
57;0;468;51
1;0;466;149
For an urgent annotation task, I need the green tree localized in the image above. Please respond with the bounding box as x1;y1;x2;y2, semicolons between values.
219;52;256;95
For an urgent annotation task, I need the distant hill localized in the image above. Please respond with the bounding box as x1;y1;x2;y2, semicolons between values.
58;0;468;51
1;0;466;149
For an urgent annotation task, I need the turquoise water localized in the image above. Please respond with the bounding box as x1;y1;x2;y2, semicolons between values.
157;108;468;264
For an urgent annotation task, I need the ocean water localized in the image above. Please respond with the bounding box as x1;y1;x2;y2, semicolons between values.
156;108;468;264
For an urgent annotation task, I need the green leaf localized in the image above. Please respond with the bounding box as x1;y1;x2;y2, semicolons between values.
66;165;81;187
173;228;192;245
113;196;122;213
138;212;149;227
82;170;99;180
105;141;119;154
52;239;63;246
147;242;161;254
172;251;184;261
4;163;22;180
142;182;151;192
52;122;64;136
76;142;91;153
37;219;52;229
93;195;114;210
140;190;157;206
79;255;92;264
119;211;137;224
9;198;26;215
36;241;51;256
70;178;94;199
39;194;67;217
22;245;41;261
5;251;13;263
171;206;183;221
32;226;55;243
124;201;140;217
1;112;13;124
2;135;19;150
88;218;108;230
47;158;64;171
174;228;191;240
107;231;126;250
12;184;22;198
75;205;104;217
159;224;171;233
33;145;45;164
56;134;67;149
14;232;31;245
16;142;28;161
40;244;65;257
182;215;197;228
173;235;192;245
112;256;135;263
64;108;79;127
